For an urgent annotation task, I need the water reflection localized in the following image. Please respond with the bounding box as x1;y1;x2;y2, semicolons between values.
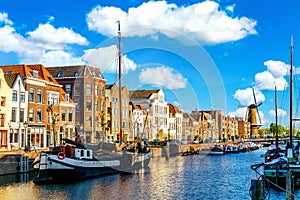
1;149;300;199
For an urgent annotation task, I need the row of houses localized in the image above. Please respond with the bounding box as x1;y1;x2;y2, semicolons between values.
0;64;252;151
182;110;251;143
0;64;183;150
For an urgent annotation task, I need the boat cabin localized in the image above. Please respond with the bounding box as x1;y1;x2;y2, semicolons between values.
74;148;93;159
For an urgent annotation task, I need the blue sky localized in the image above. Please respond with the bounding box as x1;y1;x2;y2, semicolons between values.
1;0;300;128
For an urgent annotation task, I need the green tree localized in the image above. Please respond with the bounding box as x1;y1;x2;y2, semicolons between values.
269;123;286;138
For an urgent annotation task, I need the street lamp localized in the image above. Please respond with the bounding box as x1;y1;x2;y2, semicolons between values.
23;121;28;151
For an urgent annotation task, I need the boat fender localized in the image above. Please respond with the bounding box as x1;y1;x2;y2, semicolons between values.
57;152;66;160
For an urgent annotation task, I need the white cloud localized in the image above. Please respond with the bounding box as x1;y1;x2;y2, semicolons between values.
0;12;13;25
268;108;287;117
83;45;137;73
0;13;89;65
233;88;265;107
139;66;187;89
252;60;300;91
27;23;88;46
228;107;247;118
37;50;85;66
0;25;23;53
264;60;289;77
254;71;287;91
86;1;257;45
226;4;235;12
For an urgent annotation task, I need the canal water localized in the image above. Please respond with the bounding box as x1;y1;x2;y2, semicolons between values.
0;147;299;200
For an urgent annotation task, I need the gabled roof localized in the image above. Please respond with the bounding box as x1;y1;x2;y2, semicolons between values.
168;103;182;115
47;65;104;79
0;64;60;84
129;89;160;99
4;73;19;88
59;87;73;103
106;84;115;89
130;102;145;110
183;112;197;122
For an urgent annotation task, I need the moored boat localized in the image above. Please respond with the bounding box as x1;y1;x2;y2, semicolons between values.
33;139;151;184
199;145;225;155
224;145;240;154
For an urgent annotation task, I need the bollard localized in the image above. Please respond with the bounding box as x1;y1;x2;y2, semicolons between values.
250;163;264;200
286;169;294;200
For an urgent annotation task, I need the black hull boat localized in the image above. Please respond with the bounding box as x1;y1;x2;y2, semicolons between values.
33;139;152;184
199;145;225;155
181;146;200;156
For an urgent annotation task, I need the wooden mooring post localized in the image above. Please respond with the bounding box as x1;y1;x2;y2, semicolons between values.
286;168;294;200
285;165;300;200
250;163;264;200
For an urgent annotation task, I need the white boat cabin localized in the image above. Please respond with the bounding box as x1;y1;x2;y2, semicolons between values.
74;148;93;159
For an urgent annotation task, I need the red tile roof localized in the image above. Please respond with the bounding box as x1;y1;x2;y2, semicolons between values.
0;64;60;85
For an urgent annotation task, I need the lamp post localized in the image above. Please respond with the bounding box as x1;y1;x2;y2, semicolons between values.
23;121;28;151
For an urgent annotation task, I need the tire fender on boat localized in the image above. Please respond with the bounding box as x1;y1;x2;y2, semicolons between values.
57;152;66;160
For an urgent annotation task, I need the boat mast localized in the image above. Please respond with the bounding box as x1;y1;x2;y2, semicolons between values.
275;85;279;156
289;36;294;148
117;21;123;144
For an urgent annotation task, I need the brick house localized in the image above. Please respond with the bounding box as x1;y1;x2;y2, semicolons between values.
47;65;106;144
0;64;76;148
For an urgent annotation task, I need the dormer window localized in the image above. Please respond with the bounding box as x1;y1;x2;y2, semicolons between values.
57;72;63;77
6;71;13;75
31;70;38;78
74;72;78;77
65;94;69;102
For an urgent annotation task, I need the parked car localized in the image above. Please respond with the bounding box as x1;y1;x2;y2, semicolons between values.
187;139;194;144
181;140;187;144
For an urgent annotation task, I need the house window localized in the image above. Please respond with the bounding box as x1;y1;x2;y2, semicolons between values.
65;94;69;102
65;84;71;92
101;87;105;96
11;108;17;122
86;100;92;111
48;92;59;105
101;101;104;111
95;100;98;111
37;90;42;103
95;85;98;96
86;116;92;127
20;92;25;102
68;110;73;122
29;88;34;102
0;114;4;127
57;72;63;77
86;84;92;95
1;97;5;106
74;84;80;95
37;110;42;122
29;109;34;122
19;108;24;122
12;91;17;102
61;109;66;121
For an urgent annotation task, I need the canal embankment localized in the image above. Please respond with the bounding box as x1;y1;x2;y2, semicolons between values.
0;150;41;175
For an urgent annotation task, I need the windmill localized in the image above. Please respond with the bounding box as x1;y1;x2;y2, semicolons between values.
245;88;263;138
